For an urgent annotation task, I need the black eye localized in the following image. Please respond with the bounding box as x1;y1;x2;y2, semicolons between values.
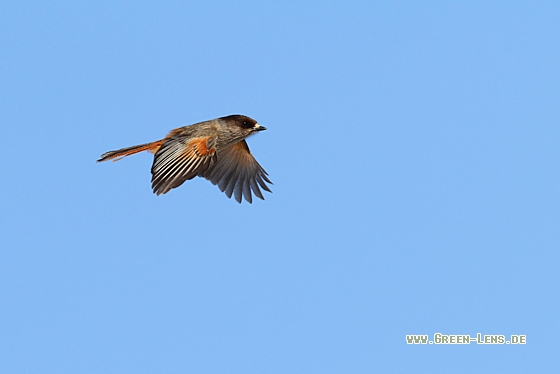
242;121;253;129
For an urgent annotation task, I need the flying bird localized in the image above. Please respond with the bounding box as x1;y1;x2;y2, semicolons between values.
98;114;272;203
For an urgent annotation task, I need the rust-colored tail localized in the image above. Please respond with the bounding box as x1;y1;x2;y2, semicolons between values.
97;140;164;162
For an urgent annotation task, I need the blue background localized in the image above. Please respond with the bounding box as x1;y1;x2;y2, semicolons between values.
1;1;558;372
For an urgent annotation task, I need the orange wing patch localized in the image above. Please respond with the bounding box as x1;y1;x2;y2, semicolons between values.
189;137;216;157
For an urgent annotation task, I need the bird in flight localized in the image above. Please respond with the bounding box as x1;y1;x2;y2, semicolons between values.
98;114;272;203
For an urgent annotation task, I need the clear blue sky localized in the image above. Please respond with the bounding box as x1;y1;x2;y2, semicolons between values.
1;1;558;373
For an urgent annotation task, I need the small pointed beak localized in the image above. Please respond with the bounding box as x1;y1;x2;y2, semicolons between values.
254;124;267;131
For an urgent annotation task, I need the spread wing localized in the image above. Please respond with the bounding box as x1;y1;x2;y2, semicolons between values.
151;135;217;195
199;140;272;203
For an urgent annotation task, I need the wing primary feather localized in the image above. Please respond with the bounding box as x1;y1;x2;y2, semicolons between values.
233;164;246;203
250;177;264;200
224;162;241;198
153;152;193;189
260;170;273;184
208;158;231;186
242;165;253;203
164;155;197;187
168;158;204;190
153;151;198;194
155;153;189;184
197;140;271;202
219;160;238;193
152;147;183;175
255;173;272;192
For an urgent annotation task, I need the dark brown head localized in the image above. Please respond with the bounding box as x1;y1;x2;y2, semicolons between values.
214;115;267;148
220;114;266;133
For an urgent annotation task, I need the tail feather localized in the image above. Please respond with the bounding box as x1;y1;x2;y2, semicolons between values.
97;140;164;162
